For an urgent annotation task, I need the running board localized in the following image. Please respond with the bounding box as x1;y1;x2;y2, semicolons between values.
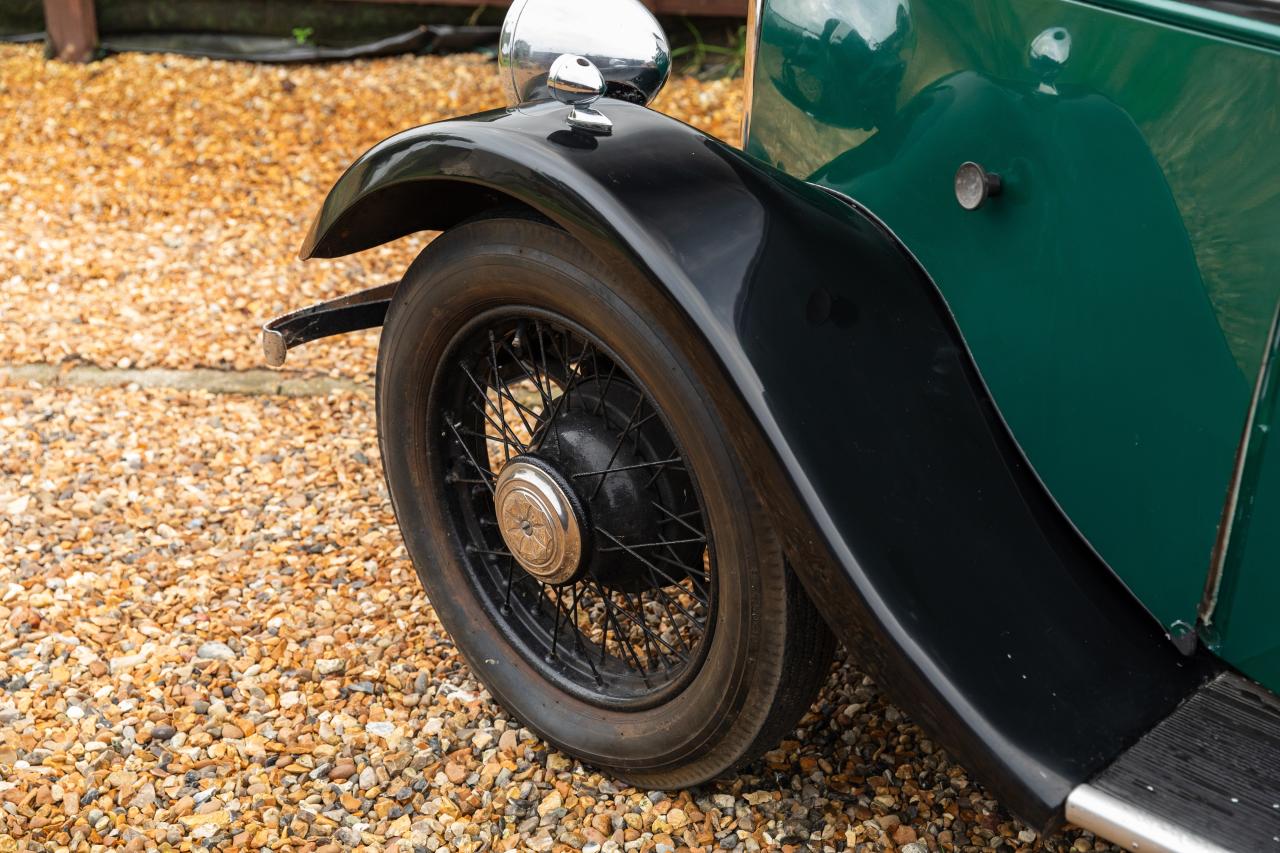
1066;672;1280;852
261;281;397;367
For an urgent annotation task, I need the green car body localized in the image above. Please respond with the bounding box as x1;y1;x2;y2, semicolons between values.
745;0;1280;690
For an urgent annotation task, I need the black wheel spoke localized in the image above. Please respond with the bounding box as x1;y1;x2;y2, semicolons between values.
573;454;684;481
467;401;527;454
533;333;594;455
459;362;513;432
457;425;525;452
499;339;554;412
603;581;690;662
597;535;706;551
550;591;564;659
597;527;711;610
469;547;516;559
446;417;496;494
566;584;603;682
489;329;538;440
586;396;646;501
590;362;618;418
440;312;714;704
535;320;556;408
644;457;688;488
597;581;666;671
651;501;707;538
503;558;516;610
635;545;706;576
644;572;707;633
617;587;663;672
458;363;522;462
618;585;685;665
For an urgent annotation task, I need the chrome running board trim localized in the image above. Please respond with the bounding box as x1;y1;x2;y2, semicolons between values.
1067;671;1280;852
1066;784;1235;853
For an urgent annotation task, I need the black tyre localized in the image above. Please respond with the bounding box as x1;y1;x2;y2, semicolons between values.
376;215;834;786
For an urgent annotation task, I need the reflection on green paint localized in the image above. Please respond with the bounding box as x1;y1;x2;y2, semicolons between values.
747;0;1280;687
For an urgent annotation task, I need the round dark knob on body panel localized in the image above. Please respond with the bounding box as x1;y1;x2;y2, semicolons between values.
955;161;1003;211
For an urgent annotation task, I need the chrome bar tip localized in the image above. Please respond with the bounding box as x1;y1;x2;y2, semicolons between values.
262;327;288;368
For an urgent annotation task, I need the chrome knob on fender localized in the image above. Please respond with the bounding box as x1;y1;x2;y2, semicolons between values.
548;55;613;135
548;54;606;105
494;458;584;585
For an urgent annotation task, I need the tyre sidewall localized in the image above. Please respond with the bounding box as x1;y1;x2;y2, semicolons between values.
377;219;791;782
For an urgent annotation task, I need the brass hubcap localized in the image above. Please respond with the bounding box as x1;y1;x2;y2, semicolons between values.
494;458;583;585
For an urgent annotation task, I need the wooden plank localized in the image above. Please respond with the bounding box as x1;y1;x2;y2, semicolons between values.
332;0;746;15
42;0;98;62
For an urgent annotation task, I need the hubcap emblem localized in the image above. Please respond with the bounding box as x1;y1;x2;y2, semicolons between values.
494;458;583;585
503;492;554;565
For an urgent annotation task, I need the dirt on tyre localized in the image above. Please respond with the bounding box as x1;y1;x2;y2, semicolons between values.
376;215;835;787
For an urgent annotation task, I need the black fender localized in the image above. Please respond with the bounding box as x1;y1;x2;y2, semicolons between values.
303;99;1218;830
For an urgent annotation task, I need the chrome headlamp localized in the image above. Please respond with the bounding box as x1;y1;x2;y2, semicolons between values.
498;0;671;113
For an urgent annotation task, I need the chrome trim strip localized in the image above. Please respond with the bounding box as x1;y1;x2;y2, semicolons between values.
1066;785;1236;853
740;0;764;148
1198;298;1280;631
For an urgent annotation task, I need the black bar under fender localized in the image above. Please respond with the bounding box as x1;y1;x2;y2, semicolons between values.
300;99;1219;830
262;281;397;367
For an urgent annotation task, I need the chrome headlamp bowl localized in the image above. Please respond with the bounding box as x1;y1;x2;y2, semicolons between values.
498;0;672;107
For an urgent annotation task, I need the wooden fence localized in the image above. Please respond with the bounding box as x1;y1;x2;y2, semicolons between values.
42;0;747;62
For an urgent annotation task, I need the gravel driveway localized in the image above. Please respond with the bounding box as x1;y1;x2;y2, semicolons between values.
0;43;1113;852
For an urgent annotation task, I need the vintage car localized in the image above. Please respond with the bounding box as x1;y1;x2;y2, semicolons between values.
263;0;1280;847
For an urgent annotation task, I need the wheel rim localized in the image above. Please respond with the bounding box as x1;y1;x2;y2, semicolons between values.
433;309;717;708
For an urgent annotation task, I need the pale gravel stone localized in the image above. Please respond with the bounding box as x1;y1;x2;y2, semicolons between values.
0;44;741;380
129;783;156;810
0;43;1103;852
195;641;236;661
109;653;147;672
365;721;395;738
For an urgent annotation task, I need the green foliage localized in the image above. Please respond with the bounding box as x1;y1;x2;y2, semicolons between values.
669;18;746;79
291;26;314;45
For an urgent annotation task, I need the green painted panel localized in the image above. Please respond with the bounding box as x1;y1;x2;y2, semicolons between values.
747;0;1280;676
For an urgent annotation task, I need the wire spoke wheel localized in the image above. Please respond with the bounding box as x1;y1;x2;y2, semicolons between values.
378;216;834;785
438;311;716;706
